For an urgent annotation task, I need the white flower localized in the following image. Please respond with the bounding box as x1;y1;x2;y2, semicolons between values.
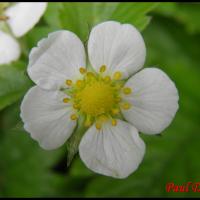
20;21;179;179
0;2;47;64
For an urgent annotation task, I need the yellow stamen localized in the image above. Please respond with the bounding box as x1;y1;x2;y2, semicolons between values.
95;115;108;130
84;121;91;127
111;119;117;126
73;93;77;98
77;82;115;116
79;67;86;74
115;83;123;90
84;116;92;127
98;115;108;123
70;114;78;120
123;87;132;95
100;65;106;73
66;79;72;86
65;66;128;128
76;80;84;88
103;75;111;83
116;97;122;102
121;102;131;110
111;108;120;115
63;98;70;103
73;104;79;109
0;15;9;21
95;122;102;130
86;72;95;78
113;71;122;80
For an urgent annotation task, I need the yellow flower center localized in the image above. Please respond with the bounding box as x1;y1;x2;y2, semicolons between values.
77;82;115;116
62;65;132;129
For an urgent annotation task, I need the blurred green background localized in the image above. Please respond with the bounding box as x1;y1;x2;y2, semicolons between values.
0;2;200;197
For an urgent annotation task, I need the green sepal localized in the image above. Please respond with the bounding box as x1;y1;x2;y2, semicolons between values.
66;114;88;167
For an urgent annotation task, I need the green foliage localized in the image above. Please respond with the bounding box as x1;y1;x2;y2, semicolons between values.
0;102;66;197
0;2;200;198
59;2;159;41
0;131;64;197
43;3;63;29
155;3;200;34
0;61;31;111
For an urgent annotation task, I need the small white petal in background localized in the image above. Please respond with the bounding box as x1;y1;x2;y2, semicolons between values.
20;86;77;150
0;30;20;64
88;21;146;78
122;68;179;134
28;31;86;90
79;120;145;179
5;2;47;37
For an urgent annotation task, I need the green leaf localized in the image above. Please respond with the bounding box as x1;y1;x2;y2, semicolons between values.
155;3;200;34
0;98;89;198
69;157;93;178
0;61;32;111
59;2;159;41
110;3;159;30
22;26;57;51
43;3;63;28
0;128;65;197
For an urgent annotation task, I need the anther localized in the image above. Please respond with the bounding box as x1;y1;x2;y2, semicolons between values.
66;79;72;86
0;15;9;21
73;93;77;98
111;108;120;115
76;80;84;88
116;97;122;102
63;98;70;103
121;102;131;110
123;87;132;95
84;119;92;127
103;76;111;83
113;71;122;80
86;72;95;78
111;119;117;126
98;115;108;123
79;67;86;74
95;122;102;130
70;114;78;120
84;115;92;127
100;65;106;73
73;104;79;109
115;83;123;90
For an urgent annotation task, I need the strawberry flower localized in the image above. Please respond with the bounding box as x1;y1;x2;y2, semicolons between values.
20;21;179;178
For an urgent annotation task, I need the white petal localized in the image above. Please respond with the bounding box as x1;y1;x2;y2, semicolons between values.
28;31;86;90
122;68;179;134
5;2;47;37
20;86;76;150
0;30;20;65
88;21;146;78
79;120;145;179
